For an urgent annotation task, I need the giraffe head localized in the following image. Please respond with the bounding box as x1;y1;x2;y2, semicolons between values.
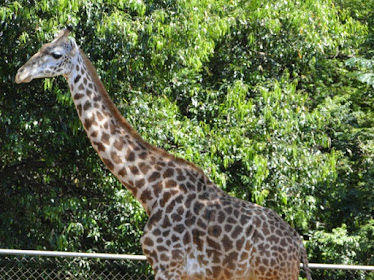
15;26;78;84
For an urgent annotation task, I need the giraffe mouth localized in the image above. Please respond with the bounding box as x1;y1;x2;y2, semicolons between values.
15;70;33;84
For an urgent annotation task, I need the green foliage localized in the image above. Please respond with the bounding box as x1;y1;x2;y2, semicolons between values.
1;0;373;278
308;222;374;279
311;224;361;265
346;57;374;87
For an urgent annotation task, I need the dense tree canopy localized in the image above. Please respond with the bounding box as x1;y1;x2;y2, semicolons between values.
1;0;373;279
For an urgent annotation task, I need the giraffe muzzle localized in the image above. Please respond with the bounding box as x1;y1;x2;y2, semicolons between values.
15;67;33;84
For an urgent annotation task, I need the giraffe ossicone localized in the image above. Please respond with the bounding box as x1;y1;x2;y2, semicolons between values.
16;27;312;280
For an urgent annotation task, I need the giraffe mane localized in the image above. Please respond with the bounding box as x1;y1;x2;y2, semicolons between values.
79;49;209;179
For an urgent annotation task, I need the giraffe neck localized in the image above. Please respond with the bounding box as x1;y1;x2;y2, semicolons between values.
66;50;218;215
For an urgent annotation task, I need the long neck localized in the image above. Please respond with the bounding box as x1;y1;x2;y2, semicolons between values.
66;50;217;215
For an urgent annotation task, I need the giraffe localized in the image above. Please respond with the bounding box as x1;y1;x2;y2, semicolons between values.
15;27;312;280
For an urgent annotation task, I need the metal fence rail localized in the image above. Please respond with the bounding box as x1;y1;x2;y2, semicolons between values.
0;249;373;280
0;249;147;261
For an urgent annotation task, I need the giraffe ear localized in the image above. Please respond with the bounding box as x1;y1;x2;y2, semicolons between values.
68;37;79;56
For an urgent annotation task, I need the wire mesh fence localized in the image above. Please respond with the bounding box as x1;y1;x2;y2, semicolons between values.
0;249;373;280
0;251;153;280
309;267;372;280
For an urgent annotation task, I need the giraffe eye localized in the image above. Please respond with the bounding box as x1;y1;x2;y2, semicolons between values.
51;52;63;59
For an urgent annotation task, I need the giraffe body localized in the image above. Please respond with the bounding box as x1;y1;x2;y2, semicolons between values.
15;27;312;280
143;189;303;280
